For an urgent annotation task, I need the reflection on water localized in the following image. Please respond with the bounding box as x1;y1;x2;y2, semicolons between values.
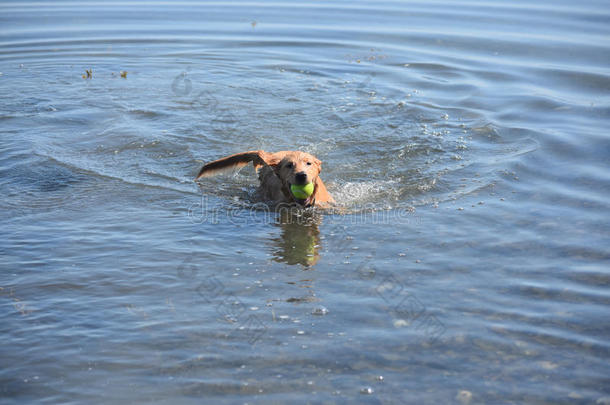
272;209;321;267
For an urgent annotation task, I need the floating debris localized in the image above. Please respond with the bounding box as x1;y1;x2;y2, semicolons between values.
456;390;473;405
120;71;127;78
311;306;329;316
82;68;92;79
287;296;317;303
360;387;374;395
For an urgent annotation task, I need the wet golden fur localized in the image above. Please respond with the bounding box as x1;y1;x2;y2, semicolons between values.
195;150;335;208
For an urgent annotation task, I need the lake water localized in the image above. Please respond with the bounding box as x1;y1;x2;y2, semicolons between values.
1;1;609;403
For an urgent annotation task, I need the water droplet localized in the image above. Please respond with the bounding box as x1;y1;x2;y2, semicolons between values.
393;319;409;327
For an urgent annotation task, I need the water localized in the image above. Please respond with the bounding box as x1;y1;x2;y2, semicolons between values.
1;1;609;403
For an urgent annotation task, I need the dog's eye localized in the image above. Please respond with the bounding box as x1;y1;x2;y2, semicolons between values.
285;162;294;169
306;162;312;166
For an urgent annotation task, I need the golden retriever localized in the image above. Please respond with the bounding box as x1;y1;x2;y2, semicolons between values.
195;150;335;208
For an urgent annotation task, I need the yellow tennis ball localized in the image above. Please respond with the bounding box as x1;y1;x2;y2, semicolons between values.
290;182;314;199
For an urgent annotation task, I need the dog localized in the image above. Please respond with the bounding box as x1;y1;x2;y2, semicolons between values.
195;150;335;208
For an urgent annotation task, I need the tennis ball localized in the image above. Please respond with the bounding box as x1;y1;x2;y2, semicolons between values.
290;182;314;199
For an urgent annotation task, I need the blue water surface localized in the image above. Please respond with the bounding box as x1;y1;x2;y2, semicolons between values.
1;1;609;403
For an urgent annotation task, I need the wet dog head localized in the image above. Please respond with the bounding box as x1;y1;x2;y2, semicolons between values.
273;151;321;186
271;151;322;205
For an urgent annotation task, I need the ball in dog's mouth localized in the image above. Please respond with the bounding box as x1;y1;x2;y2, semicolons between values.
290;182;314;200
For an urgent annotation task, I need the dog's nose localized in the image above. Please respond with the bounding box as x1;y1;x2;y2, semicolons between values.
295;172;308;184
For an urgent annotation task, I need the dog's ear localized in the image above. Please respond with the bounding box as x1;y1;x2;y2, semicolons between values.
268;151;290;166
313;175;335;205
313;157;322;174
265;151;291;175
195;150;273;180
